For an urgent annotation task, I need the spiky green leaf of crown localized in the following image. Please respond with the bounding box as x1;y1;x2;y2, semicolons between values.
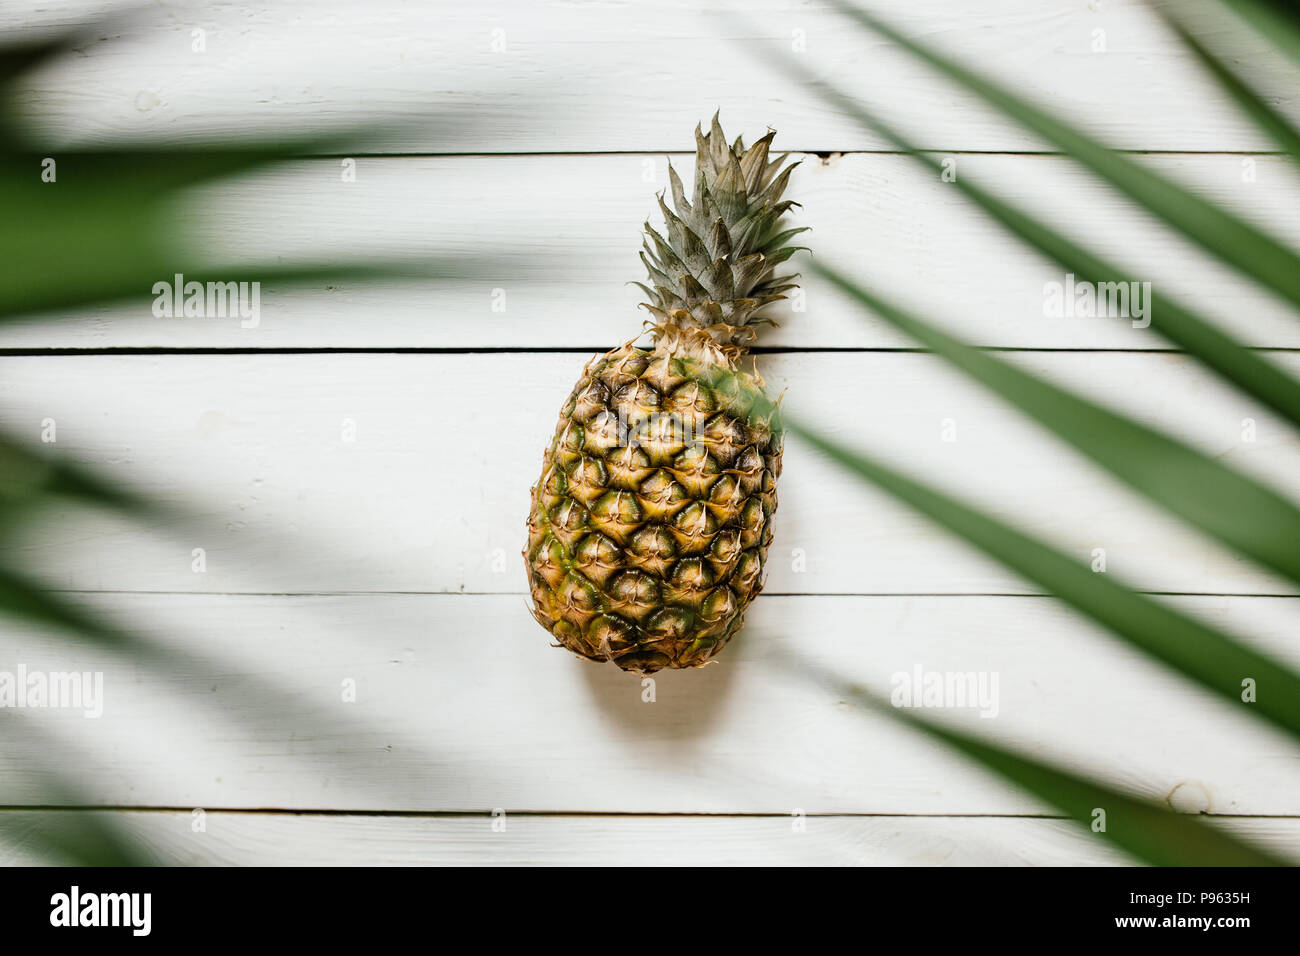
636;114;809;347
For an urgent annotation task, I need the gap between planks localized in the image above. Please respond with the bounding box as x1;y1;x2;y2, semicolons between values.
29;590;1300;599
233;150;1300;160
4;807;1298;819
4;347;1300;357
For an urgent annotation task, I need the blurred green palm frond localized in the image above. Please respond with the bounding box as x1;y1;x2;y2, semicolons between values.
0;23;516;865
735;0;1300;864
0;28;371;635
1220;0;1300;65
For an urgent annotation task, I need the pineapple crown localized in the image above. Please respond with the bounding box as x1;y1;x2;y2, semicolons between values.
636;114;809;350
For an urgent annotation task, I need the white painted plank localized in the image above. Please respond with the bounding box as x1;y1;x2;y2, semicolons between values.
1;593;1298;813
8;810;1300;866
1;352;1296;596
6;1;1297;153
4;153;1300;350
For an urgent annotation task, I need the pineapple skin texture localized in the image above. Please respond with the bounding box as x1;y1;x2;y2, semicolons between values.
525;329;781;673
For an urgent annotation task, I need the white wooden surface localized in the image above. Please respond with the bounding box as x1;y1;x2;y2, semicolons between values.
2;593;1300;815
4;0;1297;152
2;0;1299;866
4;154;1300;351
8;812;1300;867
1;353;1295;596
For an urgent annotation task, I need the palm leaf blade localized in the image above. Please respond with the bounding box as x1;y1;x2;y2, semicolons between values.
1220;0;1300;66
815;261;1300;589
828;0;1300;313
785;657;1286;866
784;413;1300;740
1160;8;1300;159
765;48;1300;426
700;367;1300;742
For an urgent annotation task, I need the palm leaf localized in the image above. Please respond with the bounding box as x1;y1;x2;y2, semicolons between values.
0;810;151;867
0;432;156;516
0;148;493;321
826;0;1300;314
0;37;72;88
0;27;105;132
701;367;1300;742
782;653;1285;866
763;39;1300;428
0;719;151;866
0;566;134;650
744;0;1300;867
1156;6;1300;159
0;18;524;865
815;261;1300;589
1220;0;1300;65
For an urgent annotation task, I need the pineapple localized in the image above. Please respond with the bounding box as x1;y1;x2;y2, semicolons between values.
525;116;807;673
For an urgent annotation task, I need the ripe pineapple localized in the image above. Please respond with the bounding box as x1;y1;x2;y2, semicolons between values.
525;116;807;673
